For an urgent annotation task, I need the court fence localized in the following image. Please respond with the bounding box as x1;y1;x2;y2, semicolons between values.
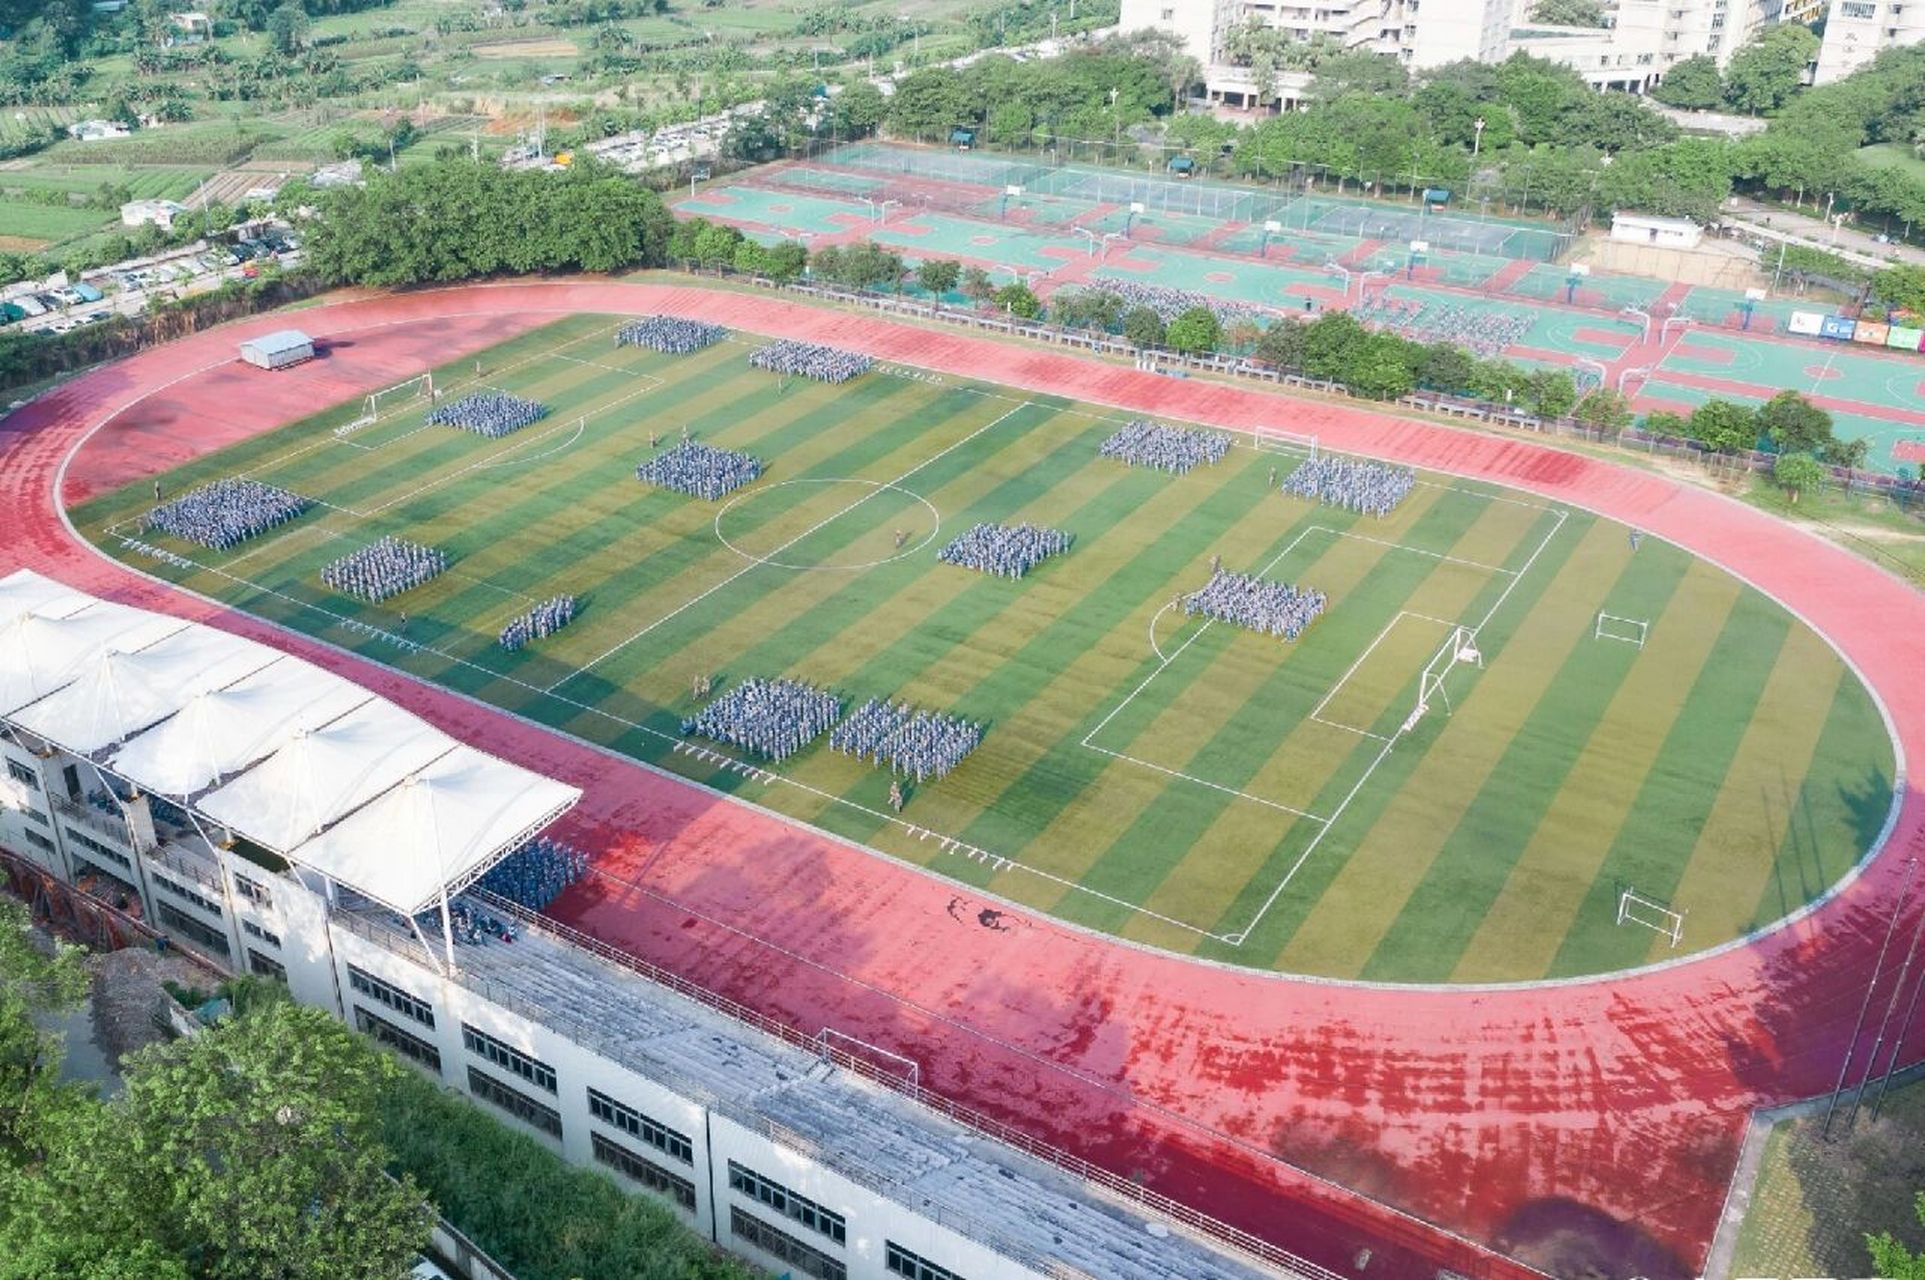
698;272;1924;529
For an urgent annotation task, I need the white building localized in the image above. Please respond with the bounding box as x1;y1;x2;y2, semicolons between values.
121;199;188;230
1123;0;1777;102
1610;211;1704;246
239;329;315;370
1812;0;1925;82
68;119;131;142
0;569;1304;1280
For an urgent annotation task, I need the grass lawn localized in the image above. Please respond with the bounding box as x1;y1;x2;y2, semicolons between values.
1858;142;1925;183
0;200;114;242
1732;1078;1925;1277
71;314;1897;984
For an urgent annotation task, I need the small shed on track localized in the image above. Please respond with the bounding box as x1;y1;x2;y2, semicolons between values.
239;329;314;370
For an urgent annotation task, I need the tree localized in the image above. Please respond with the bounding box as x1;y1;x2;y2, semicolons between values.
1253;319;1307;372
1687;398;1758;453
1651;55;1724;111
1528;0;1607;25
1869;1192;1925;1278
832;82;886;139
1724;25;1819;115
992;282;1041;318
1756;389;1834;454
0;1001;431;1280
1524;368;1580;418
1165;304;1222;354
1347;343;1416;400
761;239;807;284
887;67;973;137
1871;263;1925;316
731;239;768;276
265;1;307;53
1772;451;1826;503
958;265;995;305
0;899;88;1161
1122;306;1166;348
1574;387;1634;430
916;258;961;297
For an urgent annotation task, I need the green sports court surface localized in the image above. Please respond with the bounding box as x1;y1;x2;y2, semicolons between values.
73;315;1897;983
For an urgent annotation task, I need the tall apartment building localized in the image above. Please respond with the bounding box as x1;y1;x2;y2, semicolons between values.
1812;0;1925;81
1123;0;1777;100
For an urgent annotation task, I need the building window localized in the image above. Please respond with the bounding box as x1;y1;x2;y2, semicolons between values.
24;806;49;825
233;872;272;907
156;901;230;957
24;828;53;853
727;1161;846;1245
348;965;434;1028
462;1023;555;1093
248;948;287;982
730;1208;846;1280
886;1242;967;1280
6;758;38;789
467;1066;562;1138
242;919;281;948
63;828;130;869
151;872;222;918
590;1132;697;1209
355;1006;442;1071
1841;1;1876;14
587;1088;693;1164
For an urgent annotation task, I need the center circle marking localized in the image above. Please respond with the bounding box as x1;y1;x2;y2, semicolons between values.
714;478;942;571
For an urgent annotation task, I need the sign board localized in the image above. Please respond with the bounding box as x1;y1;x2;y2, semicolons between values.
1819;314;1856;341
1887;325;1925;351
1005;184;1022;196
1787;310;1825;336
1130;201;1145;214
1568;264;1591;277
1744;287;1768;302
1852;320;1889;346
1409;240;1429;254
1263;219;1282;233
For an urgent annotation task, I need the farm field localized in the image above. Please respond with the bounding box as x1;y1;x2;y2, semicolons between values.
71;314;1897;984
0;199;114;246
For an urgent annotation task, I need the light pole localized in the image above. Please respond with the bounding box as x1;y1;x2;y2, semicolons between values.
1472;117;1485;160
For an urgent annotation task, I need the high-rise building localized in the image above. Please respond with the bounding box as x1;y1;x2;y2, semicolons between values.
1122;0;1777;102
1812;0;1925;82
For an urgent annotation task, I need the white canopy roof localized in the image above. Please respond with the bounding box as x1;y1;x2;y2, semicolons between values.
0;569;580;914
11;625;278;754
295;750;582;914
108;658;371;797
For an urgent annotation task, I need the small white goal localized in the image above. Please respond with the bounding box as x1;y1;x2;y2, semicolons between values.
336;372;434;437
1250;427;1319;461
1594;611;1648;648
1617;887;1685;948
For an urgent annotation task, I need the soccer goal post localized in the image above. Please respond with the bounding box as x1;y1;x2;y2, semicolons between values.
1400;624;1482;735
1617;887;1685;948
338;372;434;437
1594;612;1649;648
1250;427;1319;460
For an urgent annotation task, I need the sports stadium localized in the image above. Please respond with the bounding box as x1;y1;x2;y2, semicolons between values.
4;280;1925;1280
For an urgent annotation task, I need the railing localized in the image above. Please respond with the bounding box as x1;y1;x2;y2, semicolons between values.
49;793;134;847
144;839;225;895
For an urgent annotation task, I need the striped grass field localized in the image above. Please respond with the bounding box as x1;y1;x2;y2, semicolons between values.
70;314;1898;983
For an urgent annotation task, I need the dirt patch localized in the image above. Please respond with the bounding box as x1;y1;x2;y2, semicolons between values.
86;944;215;1069
0;235;51;252
470;38;578;58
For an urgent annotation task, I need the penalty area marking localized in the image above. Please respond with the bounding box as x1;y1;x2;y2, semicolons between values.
714;478;941;572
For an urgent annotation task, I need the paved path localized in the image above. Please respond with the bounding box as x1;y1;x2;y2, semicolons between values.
5;280;1923;1280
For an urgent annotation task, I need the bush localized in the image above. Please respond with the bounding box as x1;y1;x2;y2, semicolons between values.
377;1070;755;1280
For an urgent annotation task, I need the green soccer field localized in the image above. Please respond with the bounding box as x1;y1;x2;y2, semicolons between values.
71;314;1899;984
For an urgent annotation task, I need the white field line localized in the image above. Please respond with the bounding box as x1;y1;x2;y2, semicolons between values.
1306;610;1451;741
547;397;1039;693
1220;505;1570;945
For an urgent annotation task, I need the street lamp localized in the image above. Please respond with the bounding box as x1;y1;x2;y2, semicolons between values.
1472;117;1486;159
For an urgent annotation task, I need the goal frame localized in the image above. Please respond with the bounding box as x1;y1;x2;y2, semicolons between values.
1401;624;1482;734
337;372;434;437
1594;611;1649;648
1617;887;1685;948
1250;427;1319;461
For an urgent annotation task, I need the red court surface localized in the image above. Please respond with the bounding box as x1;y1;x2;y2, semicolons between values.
5;281;1924;1280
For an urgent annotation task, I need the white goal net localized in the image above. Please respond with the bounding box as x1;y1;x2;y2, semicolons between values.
1250;427;1319;460
337;372;434;437
1400;624;1482;735
1617;887;1685;947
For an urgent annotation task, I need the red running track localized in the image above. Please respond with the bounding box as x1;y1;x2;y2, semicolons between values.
5;281;1924;1280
